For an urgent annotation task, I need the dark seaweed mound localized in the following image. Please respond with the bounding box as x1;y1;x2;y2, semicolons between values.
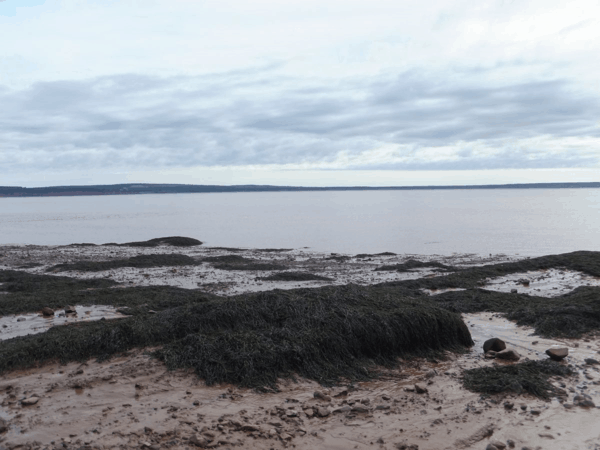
0;283;472;390
260;272;334;282
105;236;203;247
47;254;198;272
378;251;600;338
376;259;452;272
355;252;397;258
463;360;573;399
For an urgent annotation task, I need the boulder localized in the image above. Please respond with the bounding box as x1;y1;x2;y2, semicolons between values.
546;347;568;361
484;351;497;359
41;307;54;317
483;338;506;353
495;349;521;361
584;358;599;366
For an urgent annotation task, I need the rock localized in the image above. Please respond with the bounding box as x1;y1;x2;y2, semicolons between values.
21;396;39;406
241;424;259;432
506;439;515;448
286;410;298;417
490;441;507;449
351;405;369;413
573;393;596;408
484;351;497;359
483;338;506;353
316;406;330;417
529;409;541;415
0;417;7;433
585;358;599;365
485;445;499;450
546;347;568;361
495;349;521;361
41;307;54;316
189;434;210;447
414;384;428;394
425;369;437;379
64;305;77;314
313;391;331;402
332;406;351;414
538;433;555;439
503;401;514;410
304;408;314;418
510;289;518;294
16;317;26;322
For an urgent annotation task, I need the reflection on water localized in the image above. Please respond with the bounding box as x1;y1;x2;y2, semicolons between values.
0;305;126;341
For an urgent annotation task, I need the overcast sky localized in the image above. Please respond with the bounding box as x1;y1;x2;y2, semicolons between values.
1;0;599;186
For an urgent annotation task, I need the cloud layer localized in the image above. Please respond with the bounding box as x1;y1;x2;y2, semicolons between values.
1;66;599;173
1;0;600;180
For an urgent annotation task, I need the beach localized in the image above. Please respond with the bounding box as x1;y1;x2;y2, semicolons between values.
1;240;599;449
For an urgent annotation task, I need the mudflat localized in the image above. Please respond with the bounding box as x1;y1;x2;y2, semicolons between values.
1;239;600;449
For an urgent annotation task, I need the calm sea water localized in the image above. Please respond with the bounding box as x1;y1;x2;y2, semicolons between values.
1;189;599;256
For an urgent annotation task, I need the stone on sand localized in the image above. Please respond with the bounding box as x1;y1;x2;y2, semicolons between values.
546;347;568;361
483;338;506;353
495;349;521;361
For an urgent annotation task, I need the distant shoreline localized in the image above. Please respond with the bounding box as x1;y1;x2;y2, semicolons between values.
1;181;599;198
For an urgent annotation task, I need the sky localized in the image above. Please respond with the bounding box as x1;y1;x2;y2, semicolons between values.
1;0;600;187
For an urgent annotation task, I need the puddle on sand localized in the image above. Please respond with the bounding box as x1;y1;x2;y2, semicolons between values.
0;305;127;341
421;287;466;295
482;269;600;297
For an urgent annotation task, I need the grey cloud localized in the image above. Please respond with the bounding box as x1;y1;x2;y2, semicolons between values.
1;66;599;172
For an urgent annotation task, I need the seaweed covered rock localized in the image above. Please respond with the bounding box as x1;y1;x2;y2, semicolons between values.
0;284;473;390
483;338;506;353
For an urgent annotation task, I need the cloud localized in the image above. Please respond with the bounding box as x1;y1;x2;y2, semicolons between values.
0;64;599;173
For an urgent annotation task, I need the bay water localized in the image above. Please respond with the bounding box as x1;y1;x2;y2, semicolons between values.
1;189;599;256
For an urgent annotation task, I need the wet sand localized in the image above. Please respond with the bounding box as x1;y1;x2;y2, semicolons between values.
1;244;599;449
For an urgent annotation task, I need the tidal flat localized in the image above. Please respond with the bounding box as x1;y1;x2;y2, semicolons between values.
1;238;600;449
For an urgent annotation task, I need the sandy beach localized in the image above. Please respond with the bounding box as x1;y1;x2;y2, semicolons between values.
1;241;599;450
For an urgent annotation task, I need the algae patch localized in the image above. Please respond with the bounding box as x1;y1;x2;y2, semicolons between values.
463;360;573;399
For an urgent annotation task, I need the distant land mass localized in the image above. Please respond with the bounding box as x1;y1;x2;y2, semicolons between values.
0;182;599;198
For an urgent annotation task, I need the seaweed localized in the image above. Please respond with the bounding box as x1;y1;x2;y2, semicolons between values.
202;255;251;263
213;262;288;271
104;236;203;247
0;271;216;317
47;254;199;272
375;259;452;272
0;284;473;390
355;252;397;258
260;272;334;282
463;360;573;399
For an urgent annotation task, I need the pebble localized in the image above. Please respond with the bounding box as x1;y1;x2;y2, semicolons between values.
414;384;428;394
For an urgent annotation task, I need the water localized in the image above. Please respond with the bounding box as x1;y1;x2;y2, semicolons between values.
1;189;599;256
